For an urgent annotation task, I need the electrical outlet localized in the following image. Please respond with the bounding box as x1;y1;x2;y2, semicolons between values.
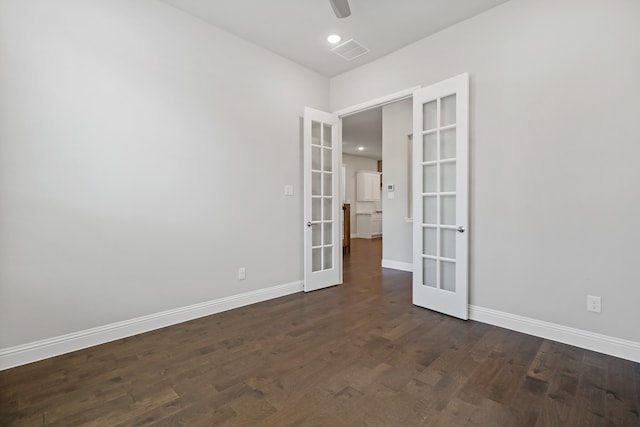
587;295;601;313
284;185;294;196
238;267;246;280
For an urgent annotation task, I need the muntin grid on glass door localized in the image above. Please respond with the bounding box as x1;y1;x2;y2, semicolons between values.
310;121;334;272
421;94;457;292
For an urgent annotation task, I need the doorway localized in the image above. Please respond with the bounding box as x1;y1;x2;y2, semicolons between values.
339;99;414;277
304;76;469;321
341;106;383;249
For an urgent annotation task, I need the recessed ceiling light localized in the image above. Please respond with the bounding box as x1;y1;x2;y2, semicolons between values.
358;146;365;151
327;34;341;44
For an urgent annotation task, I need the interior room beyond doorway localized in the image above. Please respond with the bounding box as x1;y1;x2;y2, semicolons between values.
340;98;413;274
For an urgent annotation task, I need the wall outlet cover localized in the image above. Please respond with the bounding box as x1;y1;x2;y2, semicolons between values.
587;295;601;313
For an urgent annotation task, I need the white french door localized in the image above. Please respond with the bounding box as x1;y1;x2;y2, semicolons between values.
303;107;341;292
412;74;469;319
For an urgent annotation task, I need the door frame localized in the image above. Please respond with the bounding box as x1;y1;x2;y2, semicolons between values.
331;86;422;284
333;86;421;118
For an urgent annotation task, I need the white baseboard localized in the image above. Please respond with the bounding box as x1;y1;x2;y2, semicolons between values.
5;284;637;370
350;233;358;238
469;305;640;363
381;259;413;272
0;281;303;371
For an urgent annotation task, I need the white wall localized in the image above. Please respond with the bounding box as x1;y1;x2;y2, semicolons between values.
341;154;378;236
0;0;328;349
331;0;640;342
381;99;413;266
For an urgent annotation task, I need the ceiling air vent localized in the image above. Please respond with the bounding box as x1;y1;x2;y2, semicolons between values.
330;38;370;61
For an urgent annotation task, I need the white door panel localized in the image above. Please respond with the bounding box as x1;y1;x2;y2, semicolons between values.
412;74;469;319
304;107;341;292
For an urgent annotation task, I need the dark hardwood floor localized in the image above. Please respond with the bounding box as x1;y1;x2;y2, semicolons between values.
1;238;639;426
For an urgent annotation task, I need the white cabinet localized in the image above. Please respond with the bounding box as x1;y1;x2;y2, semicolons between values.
371;213;382;235
356;171;381;201
356;212;382;239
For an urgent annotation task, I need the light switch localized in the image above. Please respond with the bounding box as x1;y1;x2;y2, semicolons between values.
284;184;294;196
387;191;395;200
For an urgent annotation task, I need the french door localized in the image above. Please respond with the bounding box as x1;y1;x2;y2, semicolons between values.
303;107;341;292
412;74;469;319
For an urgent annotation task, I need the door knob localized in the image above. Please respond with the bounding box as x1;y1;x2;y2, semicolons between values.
457;226;465;233
307;222;315;227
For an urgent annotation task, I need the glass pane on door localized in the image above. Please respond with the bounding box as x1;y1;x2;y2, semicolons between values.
423;133;437;161
323;174;332;196
312;172;321;196
423;227;436;256
441;261;456;291
423;196;437;224
323;246;333;269
423;165;437;193
441;129;456;159
323;223;333;245
441;196;456;225
323;198;332;221
312;225;321;247
440;95;456;126
311;198;322;221
312;248;321;272
423;101;437;131
440;162;456;192
323;148;332;171
423;259;436;287
312;122;321;144
312;146;321;170
322;123;332;147
441;229;456;259
312;198;321;221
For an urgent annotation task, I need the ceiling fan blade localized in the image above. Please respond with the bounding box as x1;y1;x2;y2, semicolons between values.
329;0;351;18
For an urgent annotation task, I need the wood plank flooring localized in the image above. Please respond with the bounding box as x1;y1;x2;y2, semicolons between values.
1;238;639;426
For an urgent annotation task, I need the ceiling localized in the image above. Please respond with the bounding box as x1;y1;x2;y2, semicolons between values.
159;0;510;77
158;0;509;159
342;107;382;160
